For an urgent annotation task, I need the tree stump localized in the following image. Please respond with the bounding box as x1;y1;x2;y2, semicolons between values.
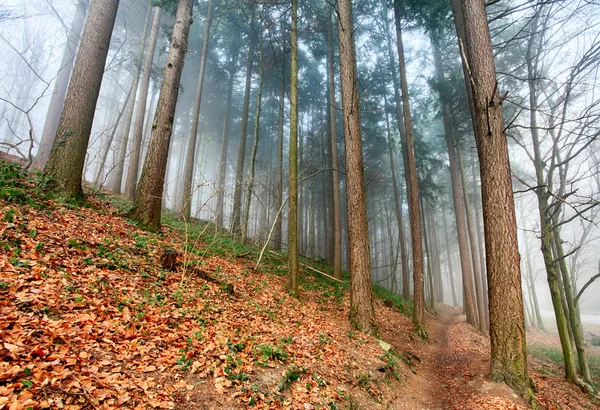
160;247;178;271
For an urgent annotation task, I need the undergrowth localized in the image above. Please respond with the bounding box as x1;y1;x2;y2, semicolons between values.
528;343;600;390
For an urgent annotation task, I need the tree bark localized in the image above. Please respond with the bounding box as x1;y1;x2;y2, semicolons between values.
287;0;299;297
327;9;343;280
44;0;120;198
458;0;534;401
129;0;193;231
124;6;162;200
181;0;213;220
33;0;89;170
337;0;376;334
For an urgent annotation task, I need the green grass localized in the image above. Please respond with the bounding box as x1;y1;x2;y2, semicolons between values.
528;343;600;389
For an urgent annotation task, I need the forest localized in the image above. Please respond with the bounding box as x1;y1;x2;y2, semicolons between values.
0;0;599;408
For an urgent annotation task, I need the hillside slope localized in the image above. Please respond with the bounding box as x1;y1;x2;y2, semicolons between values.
0;159;598;409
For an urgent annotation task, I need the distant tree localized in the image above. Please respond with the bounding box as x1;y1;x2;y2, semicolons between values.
33;0;89;170
337;0;376;334
44;0;120;197
181;0;213;220
129;0;193;231
123;5;162;199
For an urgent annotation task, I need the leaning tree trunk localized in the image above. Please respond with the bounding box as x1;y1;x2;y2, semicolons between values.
124;6;162;200
394;2;425;333
129;0;193;232
34;0;89;170
44;0;120;198
337;0;376;335
181;0;213;220
458;0;535;402
231;5;256;234
287;0;299;297
523;233;544;330
327;9;343;280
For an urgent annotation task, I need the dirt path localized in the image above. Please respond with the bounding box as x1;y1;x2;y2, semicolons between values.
387;305;527;409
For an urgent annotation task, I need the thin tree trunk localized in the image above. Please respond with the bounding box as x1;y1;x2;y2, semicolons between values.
129;0;193;231
241;20;263;244
94;81;134;186
431;36;478;327
327;10;343;279
231;6;256;234
524;233;544;330
287;0;299;297
393;9;424;332
273;57;285;250
215;53;237;227
181;0;213;220
383;92;409;298
124;6;162;200
44;0;120;197
456;136;487;332
338;0;376;334
443;210;459;306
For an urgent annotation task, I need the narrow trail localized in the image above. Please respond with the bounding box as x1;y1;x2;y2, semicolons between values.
388;305;526;409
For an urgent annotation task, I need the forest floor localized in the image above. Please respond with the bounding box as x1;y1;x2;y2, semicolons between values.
0;156;599;409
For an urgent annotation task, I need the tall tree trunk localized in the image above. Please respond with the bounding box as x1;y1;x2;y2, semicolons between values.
34;0;89;169
287;0;299;297
215;53;237;227
129;0;193;231
44;0;120;198
421;200;435;308
337;0;376;334
231;6;256;234
457;0;534;401
181;0;213;220
387;3;411;298
327;9;343;279
273;57;285;250
241;20;263;244
124;6;162;200
431;36;479;327
394;3;424;332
